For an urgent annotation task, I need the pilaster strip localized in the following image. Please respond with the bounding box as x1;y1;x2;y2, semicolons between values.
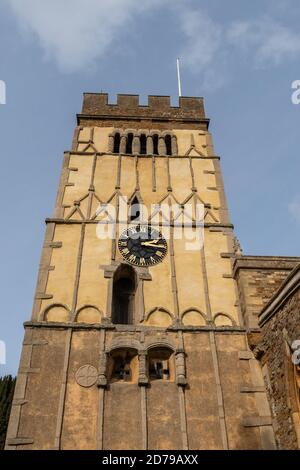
209;331;229;450
152;156;156;192
140;385;148;449
54;152;71;218
97;329;106;450
169;225;180;318
189;156;196;190
54;328;72;450
70;223;86;320
32;223;56;320
5;328;34;449
201;244;229;448
178;387;188;450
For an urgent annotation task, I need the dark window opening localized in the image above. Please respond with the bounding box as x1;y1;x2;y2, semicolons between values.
140;134;147;154
148;348;172;381
153;134;159;155
149;359;170;381
126;133;133;154
112;355;132;382
165;134;172;155
112;265;136;325
113;133;120;153
130;196;140;221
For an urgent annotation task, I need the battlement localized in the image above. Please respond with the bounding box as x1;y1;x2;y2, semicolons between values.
78;93;207;124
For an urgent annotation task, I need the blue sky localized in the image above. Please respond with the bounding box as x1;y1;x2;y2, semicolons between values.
0;0;300;375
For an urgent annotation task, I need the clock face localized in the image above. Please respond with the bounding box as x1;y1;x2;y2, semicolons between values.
118;225;167;267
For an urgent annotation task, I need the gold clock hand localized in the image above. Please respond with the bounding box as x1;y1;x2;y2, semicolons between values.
141;241;165;248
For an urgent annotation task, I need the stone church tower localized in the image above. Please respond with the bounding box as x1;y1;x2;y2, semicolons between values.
5;93;300;450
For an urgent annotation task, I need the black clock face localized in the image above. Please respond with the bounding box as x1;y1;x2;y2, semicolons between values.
118;225;167;267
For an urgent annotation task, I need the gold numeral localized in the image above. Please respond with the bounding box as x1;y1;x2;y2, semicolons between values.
129;254;136;262
139;258;146;265
122;248;129;255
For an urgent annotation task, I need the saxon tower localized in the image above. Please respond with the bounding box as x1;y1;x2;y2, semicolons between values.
6;93;277;450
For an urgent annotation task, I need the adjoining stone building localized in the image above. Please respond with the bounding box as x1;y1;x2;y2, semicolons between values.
5;93;300;450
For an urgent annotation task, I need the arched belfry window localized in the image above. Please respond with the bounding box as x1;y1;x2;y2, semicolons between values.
130;196;141;221
148;347;173;381
153;134;159;155
165;135;172;156
112;264;136;324
126;133;133;154
140;134;147;155
113;132;120;153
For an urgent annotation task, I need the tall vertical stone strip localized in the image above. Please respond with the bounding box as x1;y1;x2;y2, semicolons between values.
70;223;86;321
32;222;55;320
97;329;106;450
5;328;34;449
54;328;72;450
200;245;229;448
54;152;71;219
138;352;148;449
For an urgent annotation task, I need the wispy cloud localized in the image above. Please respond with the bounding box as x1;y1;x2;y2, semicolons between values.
227;16;300;67
176;6;300;88
5;0;164;72
288;196;300;223
5;0;300;82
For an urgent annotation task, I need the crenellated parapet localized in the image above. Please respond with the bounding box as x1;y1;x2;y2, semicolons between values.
77;93;209;129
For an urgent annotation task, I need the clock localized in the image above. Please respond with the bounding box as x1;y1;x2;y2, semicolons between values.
118;225;167;267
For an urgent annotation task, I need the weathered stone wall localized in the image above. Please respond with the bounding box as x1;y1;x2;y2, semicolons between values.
256;267;300;449
234;256;300;328
6;326;275;450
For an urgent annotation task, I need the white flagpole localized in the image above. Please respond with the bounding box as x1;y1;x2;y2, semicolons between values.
176;58;182;97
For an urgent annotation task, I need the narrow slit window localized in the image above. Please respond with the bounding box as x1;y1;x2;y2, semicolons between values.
130;196;140;221
126;133;133;154
140;134;147;154
165;134;172;155
153;134;159;155
113;132;120;153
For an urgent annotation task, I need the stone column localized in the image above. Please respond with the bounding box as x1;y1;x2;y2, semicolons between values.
146;135;153;155
171;135;178;155
138;351;148;386
97;351;108;387
175;350;187;386
158;136;166;155
120;134;127;154
108;134;114;153
133;134;141;154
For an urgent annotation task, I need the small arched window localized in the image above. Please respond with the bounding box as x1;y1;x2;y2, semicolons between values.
113;132;120;153
148;347;173;381
140;134;147;155
126;133;133;154
109;349;138;383
130;196;140;221
152;134;159;155
112;264;136;324
165;134;172;155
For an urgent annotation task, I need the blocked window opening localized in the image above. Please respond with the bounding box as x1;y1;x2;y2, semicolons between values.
112;264;136;325
126;133;133;154
113;132;120;153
